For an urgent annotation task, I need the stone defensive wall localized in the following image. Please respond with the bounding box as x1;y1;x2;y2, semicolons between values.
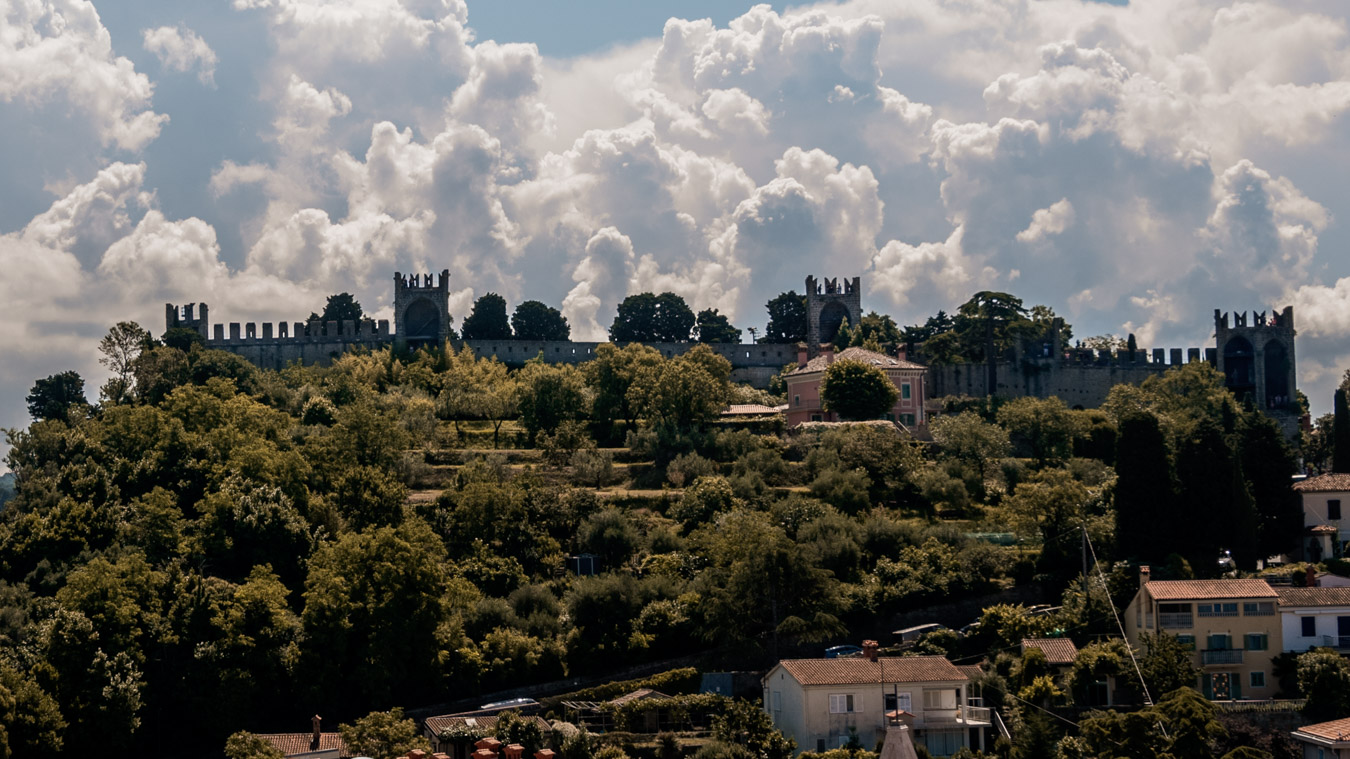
929;345;1217;408
200;318;394;371
461;339;794;387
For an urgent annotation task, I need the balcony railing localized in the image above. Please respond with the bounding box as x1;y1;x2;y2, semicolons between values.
1159;613;1193;629
1202;649;1243;665
919;705;992;727
1320;636;1350;649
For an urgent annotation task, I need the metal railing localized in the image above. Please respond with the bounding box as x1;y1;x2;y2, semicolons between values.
1320;636;1350;649
1201;649;1243;665
921;705;992;726
1159;613;1193;629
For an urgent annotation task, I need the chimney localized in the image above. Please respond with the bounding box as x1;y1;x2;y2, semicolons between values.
534;751;557;759
1307;565;1318;587
1139;565;1151;589
504;745;525;759
862;639;880;662
897;347;907;362
797;342;809;366
311;715;322;752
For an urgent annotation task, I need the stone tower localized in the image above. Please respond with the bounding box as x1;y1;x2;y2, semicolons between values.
394;270;452;349
164;302;210;339
805;274;862;357
1214;306;1298;433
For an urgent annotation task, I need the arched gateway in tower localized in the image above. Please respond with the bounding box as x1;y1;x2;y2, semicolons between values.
805;274;862;358
394;270;452;349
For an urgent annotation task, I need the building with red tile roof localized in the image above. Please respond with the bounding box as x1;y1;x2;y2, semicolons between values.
783;346;927;428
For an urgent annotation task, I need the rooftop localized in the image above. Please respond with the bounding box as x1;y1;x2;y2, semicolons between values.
721;404;785;416
423;714;552;737
1144;579;1277;600
777;656;966;686
1277;587;1350;607
257;733;348;758
789;347;926;376
1293;473;1350;492
1022;638;1079;665
1294;716;1350;744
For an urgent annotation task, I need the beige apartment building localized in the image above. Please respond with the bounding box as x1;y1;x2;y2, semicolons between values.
1124;569;1280;700
762;646;989;757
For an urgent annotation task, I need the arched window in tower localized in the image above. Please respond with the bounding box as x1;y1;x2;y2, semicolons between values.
819;301;850;344
1223;336;1255;403
1263;340;1291;409
403;298;441;349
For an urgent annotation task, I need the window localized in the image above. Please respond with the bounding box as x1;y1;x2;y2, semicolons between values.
811;414;823;422
1243;602;1275;616
772;691;781;711
923;689;956;710
794;394;801;407
1176;635;1196;651
817;740;826;753
923;730;964;756
901;383;912;400
1198;603;1238;617
1303;616;1318;637
1245;633;1268;651
828;694;856;714
1208;633;1232;650
1331;499;1342;520
1250;671;1266;688
901;413;916;426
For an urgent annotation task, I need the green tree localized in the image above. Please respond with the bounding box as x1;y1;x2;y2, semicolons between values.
847;311;903;353
0;664;65;758
587;343;663;432
1298;648;1350;720
224;732;285;759
162;325;207;350
819;359;898;421
334;465;408;530
26;371;86;421
1155;687;1226;759
930;411;1010;482
1139;633;1199;699
339;708;431;759
995;396;1078;466
628;345;731;439
763;291;808;344
309;292;364;324
695;308;741;343
98;321;152;404
511;300;570;340
517;361;589;442
611;292;696;342
1237;411;1302;559
711;699;795;759
302;521;465;708
1175;417;1257;570
1335;372;1350;472
462;293;513;339
1004;468;1088;575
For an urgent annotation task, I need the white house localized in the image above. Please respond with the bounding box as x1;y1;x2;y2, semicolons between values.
1294;473;1350;561
1278;587;1350;654
762;645;990;757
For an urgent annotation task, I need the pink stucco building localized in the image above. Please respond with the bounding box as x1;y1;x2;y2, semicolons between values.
783;346;928;428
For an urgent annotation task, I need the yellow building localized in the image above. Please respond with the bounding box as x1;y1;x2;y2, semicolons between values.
1123;568;1279;700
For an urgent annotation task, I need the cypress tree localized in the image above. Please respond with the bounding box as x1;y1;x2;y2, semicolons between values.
1114;412;1176;562
1335;385;1350;472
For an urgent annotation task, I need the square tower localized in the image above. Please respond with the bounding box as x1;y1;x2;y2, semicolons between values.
1214;306;1297;427
394;270;452;349
805;275;862;358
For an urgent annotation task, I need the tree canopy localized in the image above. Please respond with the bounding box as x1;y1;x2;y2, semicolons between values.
819;359;897;421
610;292;696;342
309;292;364;324
695;309;741;343
763;292;807;344
511;300;570;341
462;293;513;339
26;371;87;421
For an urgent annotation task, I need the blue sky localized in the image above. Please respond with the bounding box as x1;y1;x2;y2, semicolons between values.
2;0;1350;464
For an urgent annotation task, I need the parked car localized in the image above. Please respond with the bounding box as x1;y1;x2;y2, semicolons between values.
824;644;863;658
480;697;539;710
892;623;947;648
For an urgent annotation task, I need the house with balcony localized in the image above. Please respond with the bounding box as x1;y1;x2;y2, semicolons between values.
783;347;927;428
1294;473;1350;561
762;642;989;757
1277;586;1350;655
1123;568;1279;700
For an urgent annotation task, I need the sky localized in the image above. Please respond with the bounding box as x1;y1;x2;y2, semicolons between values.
3;0;1350;465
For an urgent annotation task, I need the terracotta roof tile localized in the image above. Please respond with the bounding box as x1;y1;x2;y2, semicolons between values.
778;656;965;686
1295;716;1350;742
257;733;348;757
1277;587;1350;607
1022;638;1079;665
1293;473;1350;492
722;404;783;416
1144;579;1276;600
788;347;926;376
424;714;552;736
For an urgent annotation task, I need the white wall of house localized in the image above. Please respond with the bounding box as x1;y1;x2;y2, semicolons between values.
1281;607;1350;653
1302;491;1350;547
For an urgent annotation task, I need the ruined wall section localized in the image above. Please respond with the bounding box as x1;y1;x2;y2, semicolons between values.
166;302;393;370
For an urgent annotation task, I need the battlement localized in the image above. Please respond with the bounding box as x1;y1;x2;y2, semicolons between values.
165;302;210;338
394;269;450;293
207;317;391;345
805;274;861;296
1214;306;1294;331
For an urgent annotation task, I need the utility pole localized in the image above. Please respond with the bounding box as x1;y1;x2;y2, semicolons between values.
1082;524;1090;604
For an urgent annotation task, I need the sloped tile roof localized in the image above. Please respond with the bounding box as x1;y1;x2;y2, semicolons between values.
778;656;965;686
1295;716;1350;743
1022;638;1079;665
1144;579;1276;600
257;733;348;757
609;688;670;706
423;714;552;736
789;347;926;376
722;404;783;416
1293;473;1350;492
1277;587;1350;607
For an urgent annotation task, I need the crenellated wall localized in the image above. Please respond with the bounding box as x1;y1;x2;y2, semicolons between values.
928;345;1216;408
